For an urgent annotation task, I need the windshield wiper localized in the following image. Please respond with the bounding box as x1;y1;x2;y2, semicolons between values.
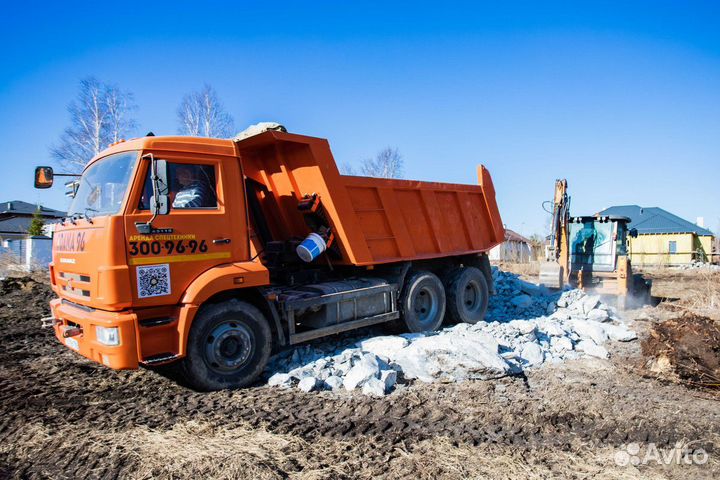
84;207;99;223
65;212;87;225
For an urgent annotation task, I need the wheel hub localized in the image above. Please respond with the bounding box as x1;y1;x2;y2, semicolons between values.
204;321;253;372
413;286;438;323
463;280;480;311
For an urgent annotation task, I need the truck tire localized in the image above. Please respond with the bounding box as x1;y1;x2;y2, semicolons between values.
444;266;489;324
179;299;272;391
400;271;446;332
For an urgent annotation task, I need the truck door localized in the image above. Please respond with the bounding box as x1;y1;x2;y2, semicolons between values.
123;155;247;307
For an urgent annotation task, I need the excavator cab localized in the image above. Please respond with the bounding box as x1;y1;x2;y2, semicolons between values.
569;216;632;274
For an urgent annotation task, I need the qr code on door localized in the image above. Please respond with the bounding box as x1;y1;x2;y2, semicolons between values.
137;264;171;298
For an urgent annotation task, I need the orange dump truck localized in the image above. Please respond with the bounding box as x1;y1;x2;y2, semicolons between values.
35;128;504;390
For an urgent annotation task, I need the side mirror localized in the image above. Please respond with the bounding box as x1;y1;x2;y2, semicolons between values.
150;194;168;215
150;159;169;215
629;228;638;238
34;166;54;188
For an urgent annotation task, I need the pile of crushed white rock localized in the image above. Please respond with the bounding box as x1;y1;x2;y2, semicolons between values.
673;260;720;272
265;268;637;396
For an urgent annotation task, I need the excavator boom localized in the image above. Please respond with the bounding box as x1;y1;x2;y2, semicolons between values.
539;179;569;289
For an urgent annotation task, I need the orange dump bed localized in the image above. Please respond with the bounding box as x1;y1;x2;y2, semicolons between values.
237;131;505;266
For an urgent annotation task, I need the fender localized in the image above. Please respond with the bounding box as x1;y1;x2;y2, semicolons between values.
176;261;270;356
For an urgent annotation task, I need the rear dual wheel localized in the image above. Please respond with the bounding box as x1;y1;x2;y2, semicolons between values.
400;271;447;332
445;266;489;324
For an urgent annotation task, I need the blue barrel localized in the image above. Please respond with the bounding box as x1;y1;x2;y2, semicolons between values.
296;233;327;262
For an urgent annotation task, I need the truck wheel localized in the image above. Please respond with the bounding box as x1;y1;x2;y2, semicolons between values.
444;267;489;324
400;271;446;332
179;299;272;391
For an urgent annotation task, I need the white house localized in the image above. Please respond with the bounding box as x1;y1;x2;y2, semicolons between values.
489;229;533;263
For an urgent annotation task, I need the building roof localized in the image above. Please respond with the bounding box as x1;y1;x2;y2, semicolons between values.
0;216;33;234
0;200;65;218
597;205;713;236
505;228;531;244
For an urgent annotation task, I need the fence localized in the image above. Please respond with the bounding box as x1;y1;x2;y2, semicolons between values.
1;237;52;272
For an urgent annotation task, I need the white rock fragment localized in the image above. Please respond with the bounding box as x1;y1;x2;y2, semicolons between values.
380;369;397;391
298;376;319;392
358;336;409;360
508;320;536;336
268;373;292;388
324;375;344;391
343;353;380;391
362;377;387;397
582;295;601;314
519;342;544;366
551;336;573;352
393;334;510;383
586;309;610;323
602;323;638;342
576;340;609;359
570;320;608;345
511;294;533;309
520;283;541;296
538;319;566;337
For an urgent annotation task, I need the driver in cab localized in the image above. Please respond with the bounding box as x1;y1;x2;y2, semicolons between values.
171;165;215;209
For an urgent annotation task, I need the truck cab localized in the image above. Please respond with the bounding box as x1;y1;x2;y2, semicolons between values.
36;129;504;390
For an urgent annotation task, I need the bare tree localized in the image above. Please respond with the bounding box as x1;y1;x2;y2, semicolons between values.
528;233;545;261
338;161;356;175
51;77;137;171
177;84;234;138
359;147;404;178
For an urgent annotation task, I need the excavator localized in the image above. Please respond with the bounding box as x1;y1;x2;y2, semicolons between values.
539;179;651;307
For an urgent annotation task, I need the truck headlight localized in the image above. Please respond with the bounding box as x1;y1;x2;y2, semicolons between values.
96;326;120;346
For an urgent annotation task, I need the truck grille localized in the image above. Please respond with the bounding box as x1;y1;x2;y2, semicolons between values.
58;272;91;298
58;272;91;282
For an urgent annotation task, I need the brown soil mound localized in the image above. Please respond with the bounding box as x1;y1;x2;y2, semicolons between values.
642;314;720;388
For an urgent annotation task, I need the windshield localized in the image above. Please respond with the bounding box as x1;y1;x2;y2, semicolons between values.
68;151;138;217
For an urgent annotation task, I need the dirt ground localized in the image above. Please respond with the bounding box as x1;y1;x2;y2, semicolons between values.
1;275;719;479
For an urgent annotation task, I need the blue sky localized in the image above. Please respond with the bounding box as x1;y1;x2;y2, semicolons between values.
1;1;718;237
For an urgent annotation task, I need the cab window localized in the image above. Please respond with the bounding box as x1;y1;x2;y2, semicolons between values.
139;163;218;210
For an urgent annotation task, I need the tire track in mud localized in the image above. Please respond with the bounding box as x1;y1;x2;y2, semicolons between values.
0;352;707;453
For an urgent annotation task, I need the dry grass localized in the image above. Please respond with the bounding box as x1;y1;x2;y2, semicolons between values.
0;251;48;278
495;261;541;280
676;271;720;320
654;270;720;320
4;420;716;479
0;251;23;277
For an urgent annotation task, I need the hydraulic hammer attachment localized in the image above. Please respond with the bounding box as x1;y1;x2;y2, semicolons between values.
539;261;564;289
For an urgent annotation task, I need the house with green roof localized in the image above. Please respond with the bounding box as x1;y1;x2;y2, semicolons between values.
596;205;715;266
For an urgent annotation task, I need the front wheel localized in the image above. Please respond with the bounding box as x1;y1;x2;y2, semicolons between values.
179;299;272;391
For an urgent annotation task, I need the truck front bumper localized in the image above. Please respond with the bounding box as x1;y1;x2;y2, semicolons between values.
49;298;140;369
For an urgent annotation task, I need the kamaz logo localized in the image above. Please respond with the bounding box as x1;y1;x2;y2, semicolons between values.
54;232;87;253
